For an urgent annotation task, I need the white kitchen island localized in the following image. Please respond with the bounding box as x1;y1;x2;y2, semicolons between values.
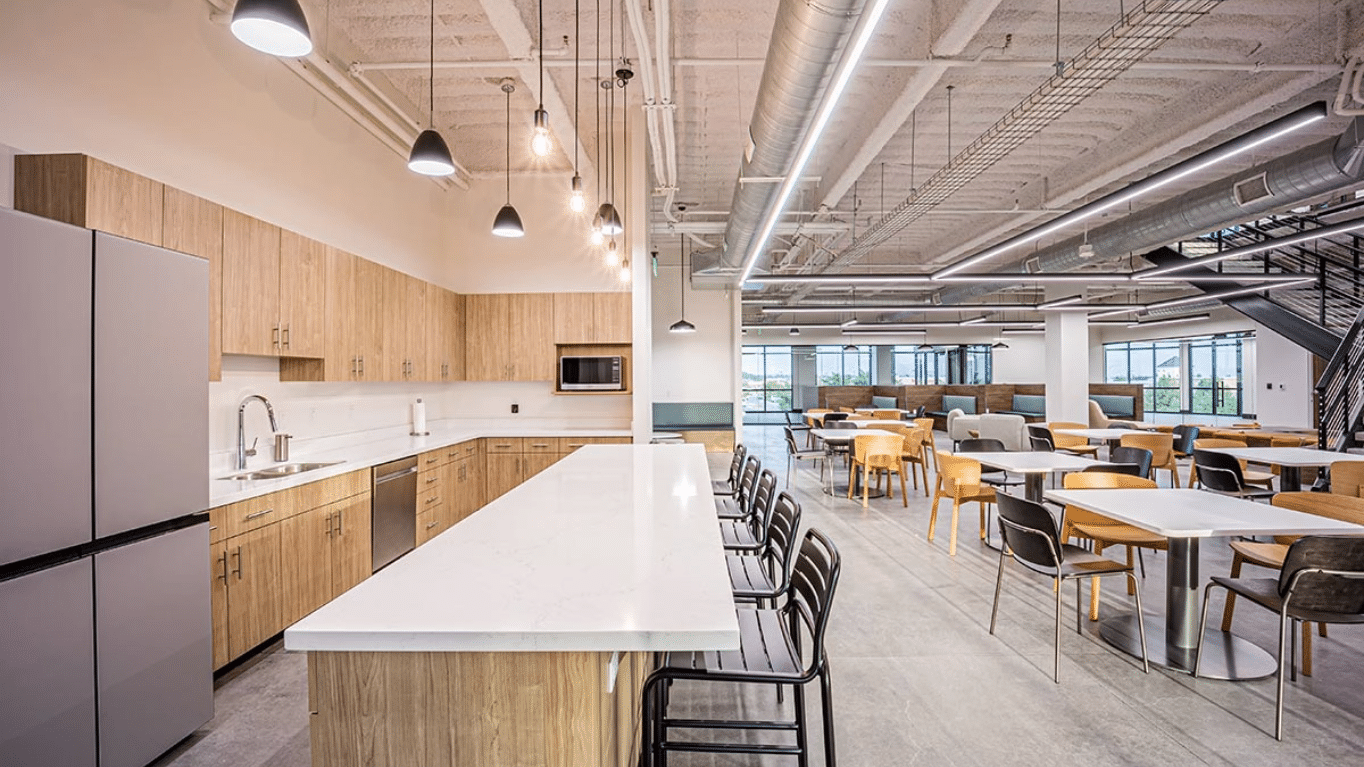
284;443;739;767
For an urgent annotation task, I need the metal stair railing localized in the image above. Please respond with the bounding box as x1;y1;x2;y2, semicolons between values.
1315;307;1364;452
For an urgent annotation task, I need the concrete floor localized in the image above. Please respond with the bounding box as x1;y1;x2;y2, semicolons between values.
156;426;1364;766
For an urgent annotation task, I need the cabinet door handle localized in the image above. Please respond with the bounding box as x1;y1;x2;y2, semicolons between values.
272;324;280;348
282;324;291;348
530;443;550;449
244;508;273;521
216;552;229;582
351;356;358;376
426;455;439;465
425;475;438;483
426;496;440;505
359;356;365;376
325;511;335;538
336;508;344;534
231;546;243;580
425;520;438;530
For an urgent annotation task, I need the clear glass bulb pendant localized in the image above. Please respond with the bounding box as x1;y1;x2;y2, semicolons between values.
619;257;631;283
569;175;585;212
604;239;620;267
531;109;552;157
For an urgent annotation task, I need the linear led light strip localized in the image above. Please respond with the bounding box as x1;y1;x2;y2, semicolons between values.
1134;216;1364;278
736;0;895;284
745;272;1317;285
1126;313;1211;328
1143;277;1317;310
931;102;1328;278
843;321;1044;331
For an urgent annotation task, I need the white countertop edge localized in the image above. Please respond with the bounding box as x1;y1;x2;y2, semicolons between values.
282;627;742;654
210;425;633;506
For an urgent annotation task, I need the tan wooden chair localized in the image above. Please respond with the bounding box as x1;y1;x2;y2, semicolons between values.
1047;422;1100;458
1060;472;1162;620
1220;492;1364;676
838;406;855;413
872;409;901;420
929;451;995;556
913;417;937;475
881;423;930;497
1330;460;1364;497
1119;432;1179;487
1188;437;1274;490
848;433;907;508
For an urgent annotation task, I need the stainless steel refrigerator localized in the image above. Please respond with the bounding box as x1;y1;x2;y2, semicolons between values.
0;206;212;767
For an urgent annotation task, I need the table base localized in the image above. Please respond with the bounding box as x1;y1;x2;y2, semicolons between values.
1099;615;1277;680
824;484;886;500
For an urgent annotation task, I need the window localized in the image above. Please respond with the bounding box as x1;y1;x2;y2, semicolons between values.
815;345;871;386
1104;334;1248;416
892;345;991;384
741;346;793;413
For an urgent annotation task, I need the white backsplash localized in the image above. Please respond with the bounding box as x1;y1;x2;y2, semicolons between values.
211;355;632;472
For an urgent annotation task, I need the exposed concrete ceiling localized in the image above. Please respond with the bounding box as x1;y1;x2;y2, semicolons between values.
292;0;1364;318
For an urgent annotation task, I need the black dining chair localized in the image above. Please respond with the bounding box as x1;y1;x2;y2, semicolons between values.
958;438;1023;490
991;492;1150;683
642;528;841;767
1027;424;1056;452
1109;445;1153;479
1193;449;1277;500
822;419;859;468
1194;536;1364;740
783;426;825;487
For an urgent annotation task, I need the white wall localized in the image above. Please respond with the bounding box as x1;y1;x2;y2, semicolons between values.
0;142;13;208
1251;321;1316;426
651;258;739;403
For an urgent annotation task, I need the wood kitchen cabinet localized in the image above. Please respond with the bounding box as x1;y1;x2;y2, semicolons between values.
553;292;632;344
14;153;164;246
286;246;382;382
426;287;465;382
278;230;326;358
209;470;371;669
162;187;224;381
464;293;555;381
481;437;575;502
221;210;281;356
382;268;426;381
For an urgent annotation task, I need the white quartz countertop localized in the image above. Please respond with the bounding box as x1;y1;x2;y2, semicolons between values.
283;444;741;653
210;422;632;507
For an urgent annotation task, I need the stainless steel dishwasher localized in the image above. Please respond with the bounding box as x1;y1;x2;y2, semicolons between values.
371;456;418;572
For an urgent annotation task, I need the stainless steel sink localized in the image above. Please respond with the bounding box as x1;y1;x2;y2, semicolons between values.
219;461;343;481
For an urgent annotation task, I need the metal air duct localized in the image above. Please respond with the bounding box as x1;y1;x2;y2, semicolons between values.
937;114;1364;305
693;0;868;286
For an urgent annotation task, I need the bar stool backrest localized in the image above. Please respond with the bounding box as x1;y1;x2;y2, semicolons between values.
1277;537;1364;611
786;528;842;676
727;445;747;488
996;492;1065;576
748;469;778;529
736;456;761;511
763;492;804;592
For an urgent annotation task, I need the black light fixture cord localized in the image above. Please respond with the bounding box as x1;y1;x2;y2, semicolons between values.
595;0;602;202
538;0;545;111
573;0;579;173
505;87;511;203
679;232;686;318
607;0;614;207
428;0;435;128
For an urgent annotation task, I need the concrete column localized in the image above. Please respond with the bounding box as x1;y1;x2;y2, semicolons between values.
873;345;895;385
1045;310;1090;423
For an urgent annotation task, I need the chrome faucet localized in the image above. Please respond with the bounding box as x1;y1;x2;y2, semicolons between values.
237;394;279;470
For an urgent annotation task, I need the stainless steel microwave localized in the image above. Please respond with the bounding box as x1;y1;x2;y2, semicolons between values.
559;355;624;391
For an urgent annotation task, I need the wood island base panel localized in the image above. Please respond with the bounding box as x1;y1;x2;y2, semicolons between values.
307;650;646;767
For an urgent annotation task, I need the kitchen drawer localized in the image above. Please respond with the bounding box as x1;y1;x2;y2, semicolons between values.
418;469;443;492
482;437;524;454
557;436;630;452
445;440;481;463
419;447;450;470
415;508;441;546
523;438;558;454
292;469;369;512
213;490;294;539
418;483;444;512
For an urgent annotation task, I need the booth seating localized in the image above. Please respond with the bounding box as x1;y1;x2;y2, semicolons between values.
1090;394;1138;421
998;394;1046;421
1088;400;1140;429
870;395;899;409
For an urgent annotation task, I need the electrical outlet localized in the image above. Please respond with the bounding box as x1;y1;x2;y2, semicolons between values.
1266;383;1273;390
511;403;519;414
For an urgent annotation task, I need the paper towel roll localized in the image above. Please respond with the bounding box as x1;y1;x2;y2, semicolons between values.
412;398;427;434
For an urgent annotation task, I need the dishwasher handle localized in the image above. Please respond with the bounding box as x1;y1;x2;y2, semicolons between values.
375;465;419;484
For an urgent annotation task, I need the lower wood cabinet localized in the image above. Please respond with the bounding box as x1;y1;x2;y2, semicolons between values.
415;441;484;545
209;470;369;670
483;437;629;502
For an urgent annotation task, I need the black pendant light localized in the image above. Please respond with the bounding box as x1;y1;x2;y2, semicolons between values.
669;234;696;333
408;0;455;177
531;0;552;157
568;0;585;211
230;0;313;57
492;81;525;238
596;0;622;236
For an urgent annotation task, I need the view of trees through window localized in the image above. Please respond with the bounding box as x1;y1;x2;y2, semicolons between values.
1104;334;1246;416
741;345;793;413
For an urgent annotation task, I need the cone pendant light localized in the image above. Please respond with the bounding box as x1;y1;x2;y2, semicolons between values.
408;0;455;177
669;233;696;333
230;0;313;57
492;81;525;238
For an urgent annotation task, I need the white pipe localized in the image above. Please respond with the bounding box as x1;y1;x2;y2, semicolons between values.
623;0;672;216
670;57;1340;73
356;58;616;71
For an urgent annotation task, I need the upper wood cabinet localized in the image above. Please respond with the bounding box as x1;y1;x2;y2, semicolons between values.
465;293;555;381
221;210;281;356
162;188;223;381
426;287;465;382
381;268;427;381
553;292;631;344
278;230;326;358
14;154;164;246
298;246;382;381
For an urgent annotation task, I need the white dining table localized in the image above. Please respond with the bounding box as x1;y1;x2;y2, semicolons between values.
1045;488;1364;679
1197;445;1364;491
956;451;1103;503
810;428;899;498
